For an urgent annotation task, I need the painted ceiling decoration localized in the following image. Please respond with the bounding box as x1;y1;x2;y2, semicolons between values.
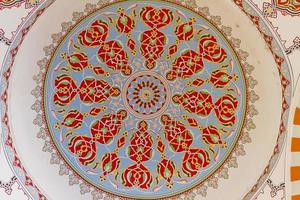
0;0;40;9
273;0;300;15
0;0;299;200
39;1;250;199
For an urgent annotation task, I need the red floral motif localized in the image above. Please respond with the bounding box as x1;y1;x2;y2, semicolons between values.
183;116;199;127
172;91;214;117
187;78;205;87
167;44;178;57
166;50;203;81
92;66;109;76
98;40;132;75
68;135;97;166
53;74;77;106
62;110;84;129
157;159;176;188
78;20;109;47
65;52;89;71
100;152;120;181
0;0;24;9
202;126;227;148
182;148;211;177
89;107;106;116
156;135;165;153
199;34;227;63
116;11;135;34
128;121;153;163
209;70;238;88
78;77;120;104
140;29;166;69
161;115;193;152
117;132;128;148
90;110;127;144
175;19;195;41
127;38;136;54
274;0;300;15
140;6;173;28
122;163;152;189
214;94;238;126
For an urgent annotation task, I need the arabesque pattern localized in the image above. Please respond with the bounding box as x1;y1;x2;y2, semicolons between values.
42;1;247;199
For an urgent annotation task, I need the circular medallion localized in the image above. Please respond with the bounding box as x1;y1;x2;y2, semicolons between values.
123;71;171;119
43;1;247;199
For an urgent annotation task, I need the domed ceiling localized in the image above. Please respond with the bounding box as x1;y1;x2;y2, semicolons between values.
0;0;299;200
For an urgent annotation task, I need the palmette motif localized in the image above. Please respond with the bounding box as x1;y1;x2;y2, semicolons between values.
199;34;227;63
128;121;153;163
61;109;84;129
122;163;153;189
53;74;78;106
35;1;258;199
139;6;172;69
68;135;97;166
63;52;90;71
78;20;109;47
53;75;120;106
161;114;193;152
182;148;211;177
100;152;120;179
98;40;132;75
172;90;214;117
90;110;127;144
175;18;195;41
166;50;204;81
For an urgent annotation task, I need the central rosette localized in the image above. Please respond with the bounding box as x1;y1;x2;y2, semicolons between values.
123;71;171;119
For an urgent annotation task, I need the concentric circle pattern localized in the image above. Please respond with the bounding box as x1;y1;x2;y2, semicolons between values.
43;1;247;199
123;71;170;119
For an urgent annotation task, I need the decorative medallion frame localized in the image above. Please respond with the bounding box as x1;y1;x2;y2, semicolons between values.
32;0;258;199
